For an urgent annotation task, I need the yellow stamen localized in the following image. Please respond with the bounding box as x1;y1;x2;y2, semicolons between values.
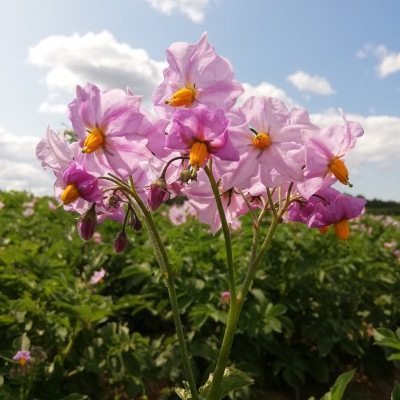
329;157;352;187
253;133;271;148
190;142;208;168
19;358;26;366
61;184;80;205
81;128;104;154
333;220;349;240
318;225;330;234
165;88;195;107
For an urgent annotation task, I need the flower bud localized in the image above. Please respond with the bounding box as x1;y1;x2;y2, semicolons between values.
179;167;192;184
148;178;167;211
114;229;129;253
77;203;97;241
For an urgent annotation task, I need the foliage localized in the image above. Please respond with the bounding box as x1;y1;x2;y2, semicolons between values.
1;190;400;399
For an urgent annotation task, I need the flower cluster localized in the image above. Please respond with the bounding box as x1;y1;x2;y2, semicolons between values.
37;33;366;244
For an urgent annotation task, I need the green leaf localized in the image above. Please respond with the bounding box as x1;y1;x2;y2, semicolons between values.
320;369;355;400
14;332;30;351
199;367;254;400
392;381;400;400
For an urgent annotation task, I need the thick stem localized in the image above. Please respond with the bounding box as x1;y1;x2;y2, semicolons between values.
126;180;198;400
206;187;293;400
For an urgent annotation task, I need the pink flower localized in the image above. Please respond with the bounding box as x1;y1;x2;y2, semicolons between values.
153;33;244;118
67;83;150;179
90;268;105;284
299;111;364;198
218;96;317;190
93;232;102;243
308;194;367;240
286;187;341;224
230;219;242;230
221;292;230;304
169;204;187;225
166;108;239;173
13;350;31;365
0;201;4;210
61;161;103;205
384;242;397;248
22;199;36;208
48;200;57;210
23;208;34;217
37;127;102;211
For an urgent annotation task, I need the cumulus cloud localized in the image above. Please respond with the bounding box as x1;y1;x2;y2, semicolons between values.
357;44;400;77
28;31;167;113
0;128;55;196
309;110;400;170
238;82;298;109
144;0;209;22
287;71;335;95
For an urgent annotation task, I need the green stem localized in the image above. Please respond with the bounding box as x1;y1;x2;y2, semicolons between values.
206;187;293;400
204;164;236;301
126;179;198;400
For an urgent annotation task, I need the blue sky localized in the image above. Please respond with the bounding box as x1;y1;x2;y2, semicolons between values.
0;0;399;200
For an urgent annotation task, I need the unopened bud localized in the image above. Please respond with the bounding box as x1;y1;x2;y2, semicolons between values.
179;167;192;184
148;178;167;211
114;229;129;253
77;203;97;241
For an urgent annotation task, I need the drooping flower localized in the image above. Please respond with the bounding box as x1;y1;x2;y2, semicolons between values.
37;127;103;211
153;33;244;118
217;96;318;190
308;194;367;240
90;268;105;285
13;351;31;366
299;110;364;198
286;186;341;225
67;83;150;179
166;108;239;175
60;161;103;206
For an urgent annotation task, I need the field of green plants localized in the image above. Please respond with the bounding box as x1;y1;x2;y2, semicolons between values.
1;190;400;400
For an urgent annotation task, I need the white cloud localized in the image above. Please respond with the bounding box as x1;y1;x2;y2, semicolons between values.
287;71;335;95
145;0;209;22
238;82;298;109
309;110;400;169
28;31;167;113
357;44;400;77
0;128;54;196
